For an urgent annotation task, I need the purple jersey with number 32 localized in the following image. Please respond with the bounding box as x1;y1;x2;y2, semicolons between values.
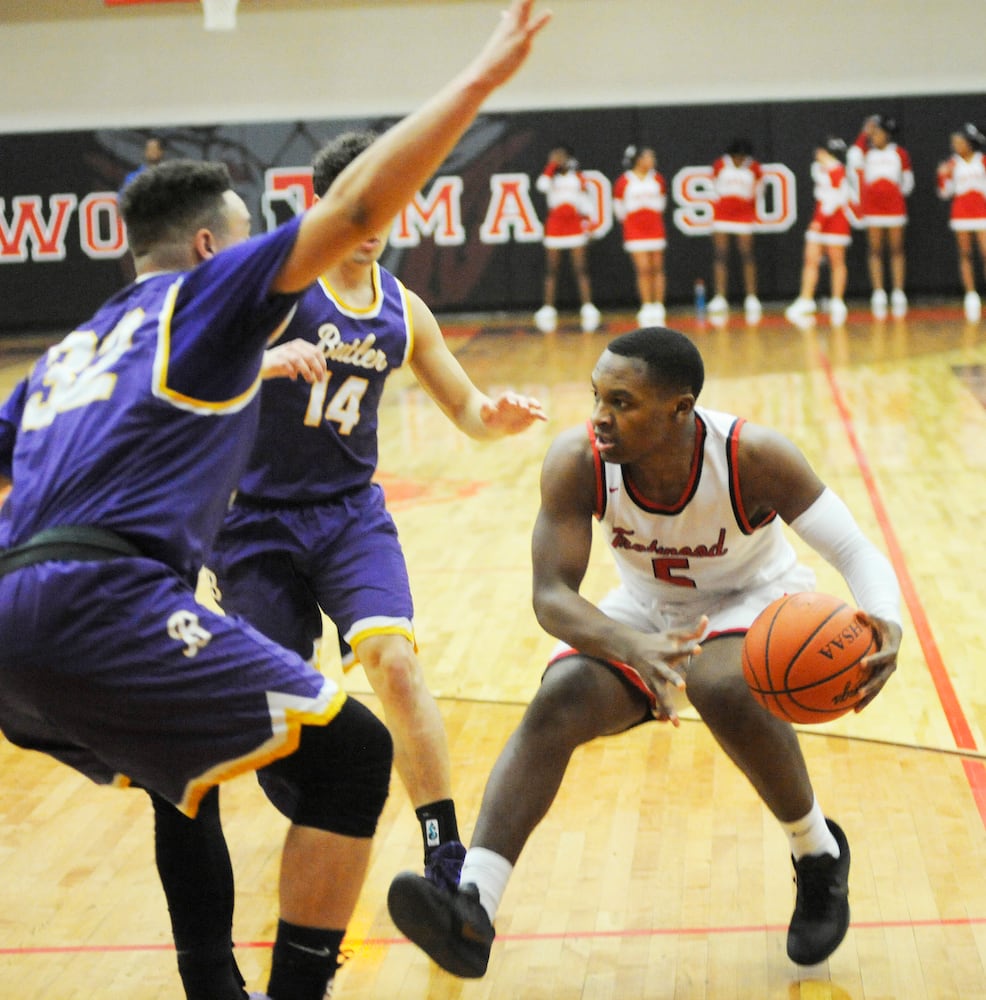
0;216;303;581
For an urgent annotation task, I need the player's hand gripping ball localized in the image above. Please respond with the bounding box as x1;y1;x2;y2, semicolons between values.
742;592;877;723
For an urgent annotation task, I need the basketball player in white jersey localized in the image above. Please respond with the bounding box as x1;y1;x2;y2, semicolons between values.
388;326;902;980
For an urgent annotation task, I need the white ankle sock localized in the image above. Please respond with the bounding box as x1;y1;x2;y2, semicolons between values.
459;847;513;922
783;798;839;860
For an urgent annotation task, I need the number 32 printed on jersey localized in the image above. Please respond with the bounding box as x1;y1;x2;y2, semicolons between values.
22;311;141;430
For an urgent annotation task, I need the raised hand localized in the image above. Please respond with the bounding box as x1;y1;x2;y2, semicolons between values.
467;0;553;91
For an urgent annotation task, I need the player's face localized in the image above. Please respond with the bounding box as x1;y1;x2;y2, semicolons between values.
590;350;684;464
348;222;391;265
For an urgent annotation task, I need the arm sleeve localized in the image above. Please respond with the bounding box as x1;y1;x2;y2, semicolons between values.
788;487;902;626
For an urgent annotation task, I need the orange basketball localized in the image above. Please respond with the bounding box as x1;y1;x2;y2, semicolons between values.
742;592;877;724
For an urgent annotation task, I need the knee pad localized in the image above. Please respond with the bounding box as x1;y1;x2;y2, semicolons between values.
258;698;393;838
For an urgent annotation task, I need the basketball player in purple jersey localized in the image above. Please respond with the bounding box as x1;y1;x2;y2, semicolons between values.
0;5;551;1000
387;327;903;979
207;130;545;895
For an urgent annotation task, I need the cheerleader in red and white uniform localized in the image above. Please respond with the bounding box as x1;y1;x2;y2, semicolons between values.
533;145;600;332
937;122;986;320
847;114;914;317
785;137;855;327
613;145;667;326
709;138;763;321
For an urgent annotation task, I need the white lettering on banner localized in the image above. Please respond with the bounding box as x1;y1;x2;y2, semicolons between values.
0;194;78;262
479;172;543;244
671;164;798;235
0;163;797;269
580;170;614;240
79;193;127;259
392;177;466;247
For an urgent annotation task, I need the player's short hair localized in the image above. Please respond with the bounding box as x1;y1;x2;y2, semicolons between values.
119;159;232;258
606;327;705;398
311;131;379;197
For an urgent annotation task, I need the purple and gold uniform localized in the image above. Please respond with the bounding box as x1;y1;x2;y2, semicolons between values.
210;262;416;667
0;216;349;817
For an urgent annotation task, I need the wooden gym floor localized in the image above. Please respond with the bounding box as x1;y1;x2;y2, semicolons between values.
0;299;984;999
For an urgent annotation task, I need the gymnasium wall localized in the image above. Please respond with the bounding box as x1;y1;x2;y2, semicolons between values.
0;0;983;331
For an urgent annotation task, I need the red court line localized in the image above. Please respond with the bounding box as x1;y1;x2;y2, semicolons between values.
6;913;986;956
817;351;986;828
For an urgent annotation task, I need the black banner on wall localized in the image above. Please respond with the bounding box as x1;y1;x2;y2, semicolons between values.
0;92;981;334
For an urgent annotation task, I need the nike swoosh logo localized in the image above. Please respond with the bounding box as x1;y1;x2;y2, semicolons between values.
288;942;333;957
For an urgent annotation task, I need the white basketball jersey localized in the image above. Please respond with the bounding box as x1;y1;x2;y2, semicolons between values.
593;408;801;615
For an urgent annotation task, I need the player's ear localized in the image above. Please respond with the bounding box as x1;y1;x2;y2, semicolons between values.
674;394;695;416
192;228;216;262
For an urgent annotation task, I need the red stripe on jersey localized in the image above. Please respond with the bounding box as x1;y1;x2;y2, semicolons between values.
727;418;777;534
624;414;706;514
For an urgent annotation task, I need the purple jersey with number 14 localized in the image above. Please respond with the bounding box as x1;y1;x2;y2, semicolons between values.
0;216;303;582
236;262;412;503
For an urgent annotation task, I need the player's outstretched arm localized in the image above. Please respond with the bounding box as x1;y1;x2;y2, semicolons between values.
274;0;551;293
408;290;546;438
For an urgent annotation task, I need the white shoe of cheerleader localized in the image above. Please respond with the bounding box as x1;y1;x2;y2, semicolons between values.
533;304;557;333
637;302;666;327
580;302;601;332
785;297;816;323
